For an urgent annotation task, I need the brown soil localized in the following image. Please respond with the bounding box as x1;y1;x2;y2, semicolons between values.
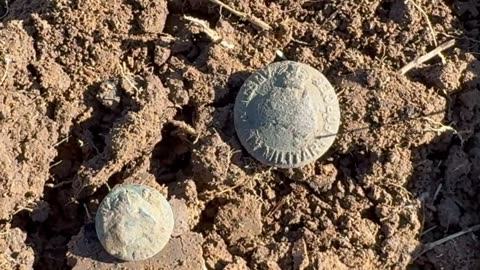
1;0;480;269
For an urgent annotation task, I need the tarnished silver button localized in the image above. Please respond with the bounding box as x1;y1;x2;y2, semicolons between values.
95;184;174;261
234;61;341;168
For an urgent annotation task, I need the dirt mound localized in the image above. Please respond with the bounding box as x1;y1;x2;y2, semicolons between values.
1;0;480;269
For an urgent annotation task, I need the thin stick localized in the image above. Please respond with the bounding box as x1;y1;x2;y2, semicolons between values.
399;39;455;75
83;204;92;221
417;224;480;259
266;196;288;218
421;225;438;236
206;177;251;197
209;0;272;31
52;135;71;147
49;160;63;169
291;38;311;46
432;183;442;201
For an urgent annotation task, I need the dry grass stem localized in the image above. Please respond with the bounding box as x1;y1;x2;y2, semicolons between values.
52;135;71;147
399;39;456;75
83;203;92;221
208;177;252;197
183;15;235;49
406;0;446;63
432;183;442;201
417;224;480;259
291;38;311;46
266;196;288;218
421;225;438;236
49;160;63;169
209;0;272;31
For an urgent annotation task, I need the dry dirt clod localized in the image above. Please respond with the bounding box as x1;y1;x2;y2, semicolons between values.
214;194;263;245
183;15;235;49
0;56;11;86
169;197;190;237
234;61;341;168
134;0;168;34
95;184;174;261
0;225;34;270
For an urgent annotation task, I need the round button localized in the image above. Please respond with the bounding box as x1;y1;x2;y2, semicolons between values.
95;184;174;261
234;61;341;168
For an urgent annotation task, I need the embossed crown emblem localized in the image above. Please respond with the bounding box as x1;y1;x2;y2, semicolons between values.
274;64;309;89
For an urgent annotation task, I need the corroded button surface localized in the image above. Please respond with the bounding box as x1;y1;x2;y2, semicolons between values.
95;184;174;261
234;61;340;168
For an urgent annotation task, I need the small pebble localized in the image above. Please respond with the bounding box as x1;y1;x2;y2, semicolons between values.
97;80;121;110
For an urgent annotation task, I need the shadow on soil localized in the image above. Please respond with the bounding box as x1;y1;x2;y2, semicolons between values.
405;2;480;269
408;86;480;269
0;0;51;23
10;81;128;269
67;223;120;264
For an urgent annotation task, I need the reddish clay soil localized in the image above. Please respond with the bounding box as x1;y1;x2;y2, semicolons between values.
1;0;480;269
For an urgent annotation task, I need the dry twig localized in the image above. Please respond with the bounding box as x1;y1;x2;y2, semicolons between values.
183;15;234;49
52;135;71;147
83;203;92;221
266;196;288;218
209;0;272;31
399;39;456;75
49;160;63;169
421;225;438;236
416;224;480;259
432;183;442;201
